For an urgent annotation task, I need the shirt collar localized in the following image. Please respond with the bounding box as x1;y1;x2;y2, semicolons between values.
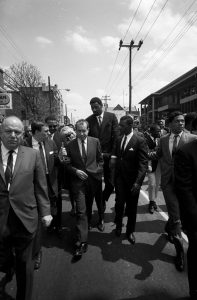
78;138;87;144
125;129;133;140
170;131;183;138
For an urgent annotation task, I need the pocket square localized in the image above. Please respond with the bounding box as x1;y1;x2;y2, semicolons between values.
49;151;54;155
129;148;134;151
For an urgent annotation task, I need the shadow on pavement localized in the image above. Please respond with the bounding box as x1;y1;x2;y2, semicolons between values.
88;229;172;280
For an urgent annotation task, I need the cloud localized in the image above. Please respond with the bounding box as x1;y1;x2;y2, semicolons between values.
35;36;53;47
65;28;98;53
101;36;119;48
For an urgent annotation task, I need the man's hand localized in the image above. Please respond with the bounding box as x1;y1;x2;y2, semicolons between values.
76;170;88;180
131;183;141;195
42;215;53;227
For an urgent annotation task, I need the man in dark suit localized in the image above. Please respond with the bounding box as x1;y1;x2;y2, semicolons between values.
174;139;197;299
25;121;59;269
60;119;103;260
155;111;197;272
112;115;148;244
45;115;63;235
0;116;52;300
86;97;119;210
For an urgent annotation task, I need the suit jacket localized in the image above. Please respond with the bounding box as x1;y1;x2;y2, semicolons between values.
157;131;197;188
174;139;197;232
24;136;59;196
0;145;50;236
66;136;103;185
86;111;119;155
114;133;148;188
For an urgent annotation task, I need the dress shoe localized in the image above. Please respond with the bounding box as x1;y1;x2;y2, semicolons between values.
115;226;122;237
148;201;158;214
126;232;136;245
73;243;88;261
97;221;105;232
34;251;42;270
148;203;154;214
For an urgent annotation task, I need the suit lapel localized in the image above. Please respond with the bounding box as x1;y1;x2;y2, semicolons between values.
178;131;186;149
0;148;6;183
12;146;24;180
124;133;137;153
163;134;171;160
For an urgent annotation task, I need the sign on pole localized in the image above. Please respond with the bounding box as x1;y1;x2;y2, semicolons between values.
0;93;12;109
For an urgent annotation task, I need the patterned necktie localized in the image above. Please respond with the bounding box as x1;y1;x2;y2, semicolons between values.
120;135;127;157
81;140;87;164
172;134;179;157
5;150;14;188
39;142;47;172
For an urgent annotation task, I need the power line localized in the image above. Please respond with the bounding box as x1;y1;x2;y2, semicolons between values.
134;11;197;85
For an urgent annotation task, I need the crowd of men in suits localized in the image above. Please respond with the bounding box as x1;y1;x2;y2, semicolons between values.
0;97;197;299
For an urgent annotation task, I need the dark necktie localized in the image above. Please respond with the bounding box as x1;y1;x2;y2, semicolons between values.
98;116;102;127
39;142;47;172
120;135;127;156
172;134;179;157
81;140;87;164
5;150;14;188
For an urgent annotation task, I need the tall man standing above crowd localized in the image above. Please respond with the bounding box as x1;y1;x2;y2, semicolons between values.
154;111;197;272
86;97;119;209
0;116;52;300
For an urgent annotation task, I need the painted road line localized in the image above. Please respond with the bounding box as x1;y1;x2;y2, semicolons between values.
140;189;188;243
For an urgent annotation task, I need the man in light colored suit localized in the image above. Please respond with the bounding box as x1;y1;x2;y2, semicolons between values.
60;119;103;261
155;111;197;272
0;116;52;300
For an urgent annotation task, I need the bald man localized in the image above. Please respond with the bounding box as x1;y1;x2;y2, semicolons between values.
0;116;52;300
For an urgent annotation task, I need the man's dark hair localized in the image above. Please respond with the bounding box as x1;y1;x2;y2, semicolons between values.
192;116;197;131
168;111;184;123
150;123;160;133
89;97;103;106
45;115;57;123
120;115;133;125
185;112;197;127
75;119;89;130
31;121;44;135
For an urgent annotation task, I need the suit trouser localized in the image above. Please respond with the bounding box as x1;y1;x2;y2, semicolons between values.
115;176;139;233
0;207;35;300
162;182;182;236
72;183;88;244
85;177;104;223
187;231;197;296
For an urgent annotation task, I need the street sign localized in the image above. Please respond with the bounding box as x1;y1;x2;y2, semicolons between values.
0;93;12;109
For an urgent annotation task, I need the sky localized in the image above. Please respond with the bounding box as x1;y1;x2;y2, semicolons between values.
1;0;197;121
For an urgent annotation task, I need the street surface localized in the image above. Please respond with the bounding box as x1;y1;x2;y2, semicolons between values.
3;177;189;300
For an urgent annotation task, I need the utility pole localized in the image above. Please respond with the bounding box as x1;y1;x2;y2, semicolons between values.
101;95;111;111
119;39;143;114
48;76;52;114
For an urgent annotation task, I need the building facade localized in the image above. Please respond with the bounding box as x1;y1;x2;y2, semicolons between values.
139;67;197;126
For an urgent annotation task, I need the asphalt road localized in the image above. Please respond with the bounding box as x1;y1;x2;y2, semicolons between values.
3;178;190;300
